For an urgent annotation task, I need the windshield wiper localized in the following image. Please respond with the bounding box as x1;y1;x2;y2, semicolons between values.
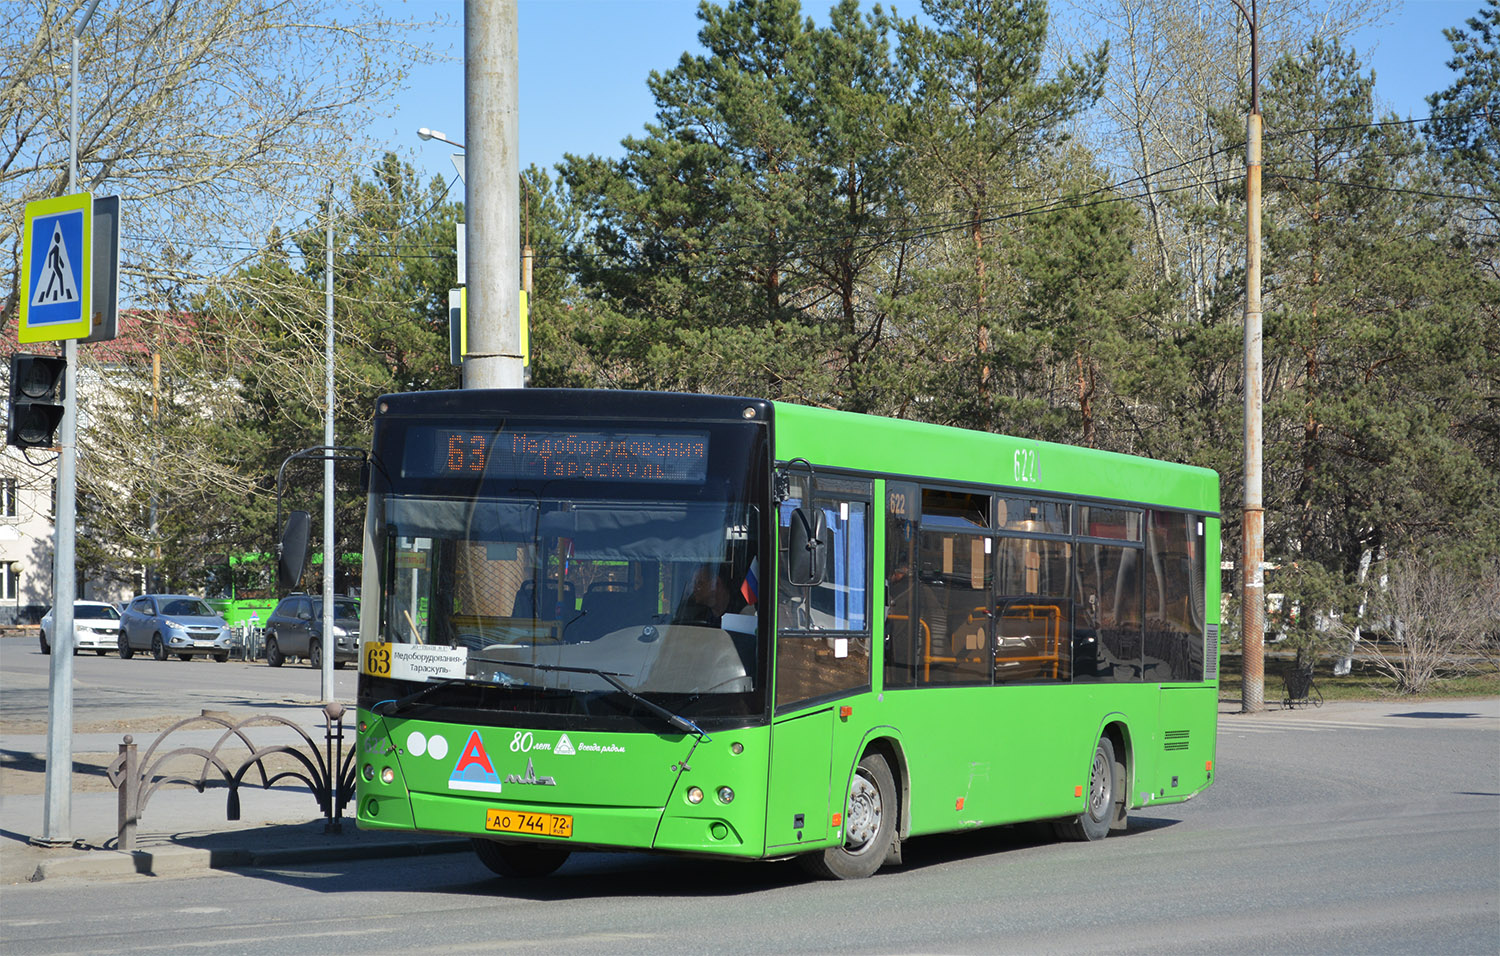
373;675;520;717
506;662;710;740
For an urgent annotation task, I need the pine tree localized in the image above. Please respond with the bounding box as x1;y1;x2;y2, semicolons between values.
891;0;1106;432
560;0;913;406
1255;38;1500;619
1425;0;1499;233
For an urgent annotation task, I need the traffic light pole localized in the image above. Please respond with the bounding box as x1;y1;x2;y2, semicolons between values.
38;341;77;847
36;0;101;847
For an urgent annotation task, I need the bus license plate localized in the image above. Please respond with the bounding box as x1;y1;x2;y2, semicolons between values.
485;808;573;838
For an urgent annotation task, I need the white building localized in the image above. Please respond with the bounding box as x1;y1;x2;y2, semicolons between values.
2;326;165;626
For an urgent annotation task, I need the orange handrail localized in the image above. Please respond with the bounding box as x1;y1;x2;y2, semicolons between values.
996;603;1062;678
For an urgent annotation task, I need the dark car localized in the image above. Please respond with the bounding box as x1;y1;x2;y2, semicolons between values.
118;594;233;661
263;595;359;669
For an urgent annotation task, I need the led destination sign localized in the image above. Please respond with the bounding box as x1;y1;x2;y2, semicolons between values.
420;427;711;483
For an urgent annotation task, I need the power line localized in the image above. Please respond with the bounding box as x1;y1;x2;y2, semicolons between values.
112;113;1490;279
1266;173;1486;205
1264;107;1494;142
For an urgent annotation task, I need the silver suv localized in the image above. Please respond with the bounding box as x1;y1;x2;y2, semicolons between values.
263;595;359;669
118;594;233;661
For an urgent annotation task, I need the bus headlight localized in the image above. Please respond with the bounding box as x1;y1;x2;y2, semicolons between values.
362;763;375;781
686;786;704;804
717;786;735;804
380;766;395;785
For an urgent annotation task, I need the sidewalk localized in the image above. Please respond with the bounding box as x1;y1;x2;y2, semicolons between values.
1;720;468;885
1;788;468;884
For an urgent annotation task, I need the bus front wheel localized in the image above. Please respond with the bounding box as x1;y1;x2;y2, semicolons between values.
1055;735;1121;842
799;752;897;880
471;839;571;878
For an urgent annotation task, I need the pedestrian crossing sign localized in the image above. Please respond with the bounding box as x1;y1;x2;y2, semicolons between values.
19;192;92;343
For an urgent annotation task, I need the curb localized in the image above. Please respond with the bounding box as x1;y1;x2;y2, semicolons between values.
29;838;471;883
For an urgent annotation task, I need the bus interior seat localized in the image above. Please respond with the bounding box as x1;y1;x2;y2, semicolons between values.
511;580;577;619
571;582;652;641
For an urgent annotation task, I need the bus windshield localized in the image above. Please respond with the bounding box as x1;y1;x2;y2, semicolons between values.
364;416;768;723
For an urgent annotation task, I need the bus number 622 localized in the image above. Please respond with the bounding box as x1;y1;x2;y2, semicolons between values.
1014;448;1038;484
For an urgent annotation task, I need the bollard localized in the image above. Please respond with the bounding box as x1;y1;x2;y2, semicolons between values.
323;701;346;833
116;735;138;852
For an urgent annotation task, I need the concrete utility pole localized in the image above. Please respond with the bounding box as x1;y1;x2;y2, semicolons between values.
1232;0;1266;713
463;0;524;389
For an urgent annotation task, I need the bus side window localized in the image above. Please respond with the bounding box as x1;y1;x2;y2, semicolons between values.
994;537;1072;683
915;530;991;685
884;482;918;689
775;484;872;711
1143;511;1206;681
1075;541;1143;682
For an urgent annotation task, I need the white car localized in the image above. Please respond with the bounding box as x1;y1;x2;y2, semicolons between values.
40;601;123;656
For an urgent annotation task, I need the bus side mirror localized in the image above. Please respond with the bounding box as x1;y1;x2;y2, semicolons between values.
787;507;827;586
278;510;311;590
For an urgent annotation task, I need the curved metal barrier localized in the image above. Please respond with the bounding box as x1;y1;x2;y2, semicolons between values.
105;703;356;851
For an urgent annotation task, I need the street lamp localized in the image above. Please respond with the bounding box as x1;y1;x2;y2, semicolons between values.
416;127;465;150
417;128;467;186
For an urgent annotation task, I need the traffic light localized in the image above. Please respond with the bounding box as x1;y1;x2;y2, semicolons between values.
7;353;66;449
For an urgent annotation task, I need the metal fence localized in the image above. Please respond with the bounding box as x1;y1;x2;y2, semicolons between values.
105;704;356;851
231;624;265;661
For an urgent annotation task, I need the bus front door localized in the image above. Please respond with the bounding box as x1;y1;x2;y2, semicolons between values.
765;707;834;851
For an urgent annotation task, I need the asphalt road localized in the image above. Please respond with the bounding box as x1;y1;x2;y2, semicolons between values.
1;636;1497;955
0;634;357;734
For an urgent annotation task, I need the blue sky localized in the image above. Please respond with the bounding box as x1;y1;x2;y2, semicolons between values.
376;0;1481;187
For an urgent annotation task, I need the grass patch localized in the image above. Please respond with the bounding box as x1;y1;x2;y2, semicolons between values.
1217;650;1500;702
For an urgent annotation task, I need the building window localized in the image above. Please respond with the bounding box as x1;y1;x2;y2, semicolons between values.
1;564;19;601
0;478;16;518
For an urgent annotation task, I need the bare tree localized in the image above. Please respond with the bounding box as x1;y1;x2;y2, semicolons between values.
1;0;446;585
1053;0;1391;316
1363;553;1500;695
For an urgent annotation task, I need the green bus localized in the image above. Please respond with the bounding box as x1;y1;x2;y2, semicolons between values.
353;390;1220;880
203;552;278;631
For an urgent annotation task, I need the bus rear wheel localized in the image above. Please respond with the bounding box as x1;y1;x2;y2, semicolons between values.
799;752;896;880
1054;735;1121;842
471;839;571;878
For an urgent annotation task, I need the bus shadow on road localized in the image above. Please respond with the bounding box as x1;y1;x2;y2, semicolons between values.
870;815;1183;875
238;846;811;899
227;815;1188;899
459;817;1191;898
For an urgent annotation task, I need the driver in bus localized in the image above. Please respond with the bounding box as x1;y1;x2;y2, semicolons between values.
674;563;741;627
